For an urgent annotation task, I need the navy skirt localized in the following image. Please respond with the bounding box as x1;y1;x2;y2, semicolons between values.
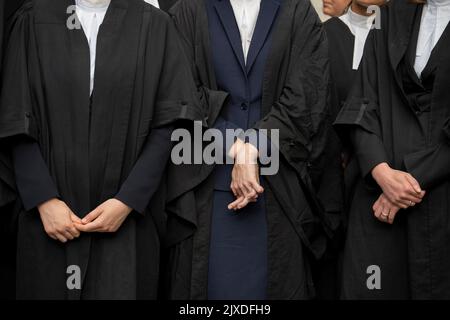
208;190;268;300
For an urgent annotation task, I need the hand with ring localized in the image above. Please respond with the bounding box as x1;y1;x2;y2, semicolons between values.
372;193;402;225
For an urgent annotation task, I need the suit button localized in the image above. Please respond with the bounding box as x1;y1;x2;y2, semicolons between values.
25;112;31;118
240;102;248;111
415;110;422;116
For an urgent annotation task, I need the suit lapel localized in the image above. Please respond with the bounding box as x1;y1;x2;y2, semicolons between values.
388;2;418;75
213;0;246;74
246;0;279;73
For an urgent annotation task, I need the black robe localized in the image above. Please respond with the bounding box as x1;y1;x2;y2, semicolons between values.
335;1;450;299
324;17;356;120
163;0;338;300
0;0;25;301
159;0;179;12
0;0;25;64
0;0;200;300
309;16;356;301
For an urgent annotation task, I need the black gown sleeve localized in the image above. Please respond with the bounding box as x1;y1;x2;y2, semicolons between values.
334;28;389;187
351;127;389;179
170;0;228;128
12;138;59;211
252;3;330;181
115;127;173;214
0;1;34;210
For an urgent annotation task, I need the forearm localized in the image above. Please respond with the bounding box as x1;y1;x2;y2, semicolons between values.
115;127;173;214
12;138;59;211
350;127;388;180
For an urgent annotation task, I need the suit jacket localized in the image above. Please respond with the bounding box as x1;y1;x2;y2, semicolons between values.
207;0;278;190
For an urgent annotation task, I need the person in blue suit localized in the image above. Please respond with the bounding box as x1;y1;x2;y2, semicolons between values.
165;0;340;300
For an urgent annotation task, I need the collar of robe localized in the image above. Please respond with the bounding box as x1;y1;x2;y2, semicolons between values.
346;6;375;30
340;7;375;70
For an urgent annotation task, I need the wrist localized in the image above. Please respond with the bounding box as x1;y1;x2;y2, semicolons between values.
235;143;258;164
372;162;390;184
245;142;259;161
37;197;59;210
113;198;133;215
229;138;245;159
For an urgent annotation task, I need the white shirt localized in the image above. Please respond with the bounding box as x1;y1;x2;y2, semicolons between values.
76;0;110;95
230;0;261;63
76;0;160;95
414;0;450;78
144;0;160;9
339;7;376;70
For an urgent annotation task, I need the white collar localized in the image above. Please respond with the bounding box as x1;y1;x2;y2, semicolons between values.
76;0;111;12
346;6;375;30
339;7;376;70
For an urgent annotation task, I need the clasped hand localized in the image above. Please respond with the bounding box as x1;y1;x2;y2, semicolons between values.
38;198;132;243
371;163;426;224
227;139;264;211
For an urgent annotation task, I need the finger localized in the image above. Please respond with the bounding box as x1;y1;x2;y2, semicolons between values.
399;191;424;203
228;197;245;210
67;225;80;238
405;189;425;201
82;207;103;224
374;203;383;220
388;207;399;224
405;174;422;194
73;223;85;232
243;182;257;198
372;198;381;212
62;230;74;240
236;197;251;210
250;180;264;194
237;183;253;203
380;207;390;223
240;182;254;198
394;199;410;209
76;220;103;232
55;233;68;243
70;212;82;224
234;194;252;210
47;233;58;241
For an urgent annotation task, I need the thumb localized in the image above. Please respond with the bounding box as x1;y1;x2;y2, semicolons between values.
82;207;103;224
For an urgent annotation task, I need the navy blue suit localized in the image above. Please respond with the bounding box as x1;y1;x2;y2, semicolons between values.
206;0;280;300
